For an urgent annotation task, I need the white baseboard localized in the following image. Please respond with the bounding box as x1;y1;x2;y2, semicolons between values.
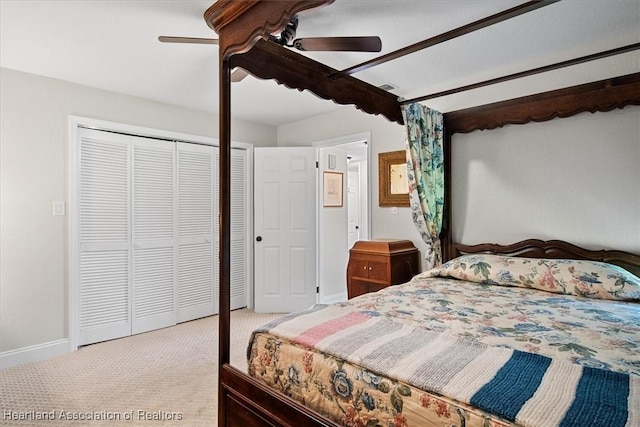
0;339;70;370
319;292;347;305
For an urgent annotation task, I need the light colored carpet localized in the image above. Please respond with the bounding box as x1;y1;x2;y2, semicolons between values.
0;309;282;426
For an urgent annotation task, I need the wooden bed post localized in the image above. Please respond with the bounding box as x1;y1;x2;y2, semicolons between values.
206;2;337;426
218;52;231;427
441;129;453;261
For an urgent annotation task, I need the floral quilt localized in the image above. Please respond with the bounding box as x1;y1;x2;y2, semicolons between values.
247;257;640;427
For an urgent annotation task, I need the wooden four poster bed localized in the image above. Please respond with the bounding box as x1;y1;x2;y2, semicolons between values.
204;1;640;426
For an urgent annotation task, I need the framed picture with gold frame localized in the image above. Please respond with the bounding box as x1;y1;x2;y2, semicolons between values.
378;150;410;207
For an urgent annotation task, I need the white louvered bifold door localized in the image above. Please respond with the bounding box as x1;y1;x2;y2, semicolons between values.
131;138;176;334
230;148;248;309
213;149;220;314
213;148;248;313
76;127;249;344
176;142;215;322
78;128;131;345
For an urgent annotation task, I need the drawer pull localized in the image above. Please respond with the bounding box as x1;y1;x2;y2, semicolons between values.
369;267;373;271
363;266;367;270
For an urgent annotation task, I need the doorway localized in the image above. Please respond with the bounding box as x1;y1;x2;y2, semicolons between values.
313;132;370;303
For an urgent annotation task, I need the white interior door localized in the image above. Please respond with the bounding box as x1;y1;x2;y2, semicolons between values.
213;147;249;313
131;138;176;334
230;148;249;310
176;142;215;322
78;128;131;345
254;147;317;313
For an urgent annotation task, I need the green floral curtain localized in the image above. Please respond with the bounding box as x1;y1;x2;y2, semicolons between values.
402;103;445;269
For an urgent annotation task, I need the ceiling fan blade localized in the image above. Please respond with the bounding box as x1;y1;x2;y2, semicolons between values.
292;36;381;52
158;36;218;45
231;68;249;82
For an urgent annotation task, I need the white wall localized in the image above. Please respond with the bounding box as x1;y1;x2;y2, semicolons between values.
317;147;349;303
277;57;640;268
0;67;277;358
452;106;640;252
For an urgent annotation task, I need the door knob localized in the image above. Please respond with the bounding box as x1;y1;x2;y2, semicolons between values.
256;236;262;242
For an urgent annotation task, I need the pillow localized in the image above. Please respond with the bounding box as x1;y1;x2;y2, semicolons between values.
419;254;640;302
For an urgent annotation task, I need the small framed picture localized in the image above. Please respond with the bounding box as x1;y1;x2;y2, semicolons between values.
323;171;343;207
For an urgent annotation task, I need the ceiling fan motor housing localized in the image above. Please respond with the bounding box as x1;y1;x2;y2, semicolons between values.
277;17;299;46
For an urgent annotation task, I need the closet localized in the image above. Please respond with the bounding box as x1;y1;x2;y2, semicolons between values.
75;127;247;346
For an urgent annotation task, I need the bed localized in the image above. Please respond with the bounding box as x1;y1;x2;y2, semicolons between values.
203;1;640;426
247;249;640;426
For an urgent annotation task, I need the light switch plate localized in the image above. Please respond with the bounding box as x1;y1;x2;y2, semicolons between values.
52;200;65;216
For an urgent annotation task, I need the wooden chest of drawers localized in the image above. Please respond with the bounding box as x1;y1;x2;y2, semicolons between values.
347;239;420;299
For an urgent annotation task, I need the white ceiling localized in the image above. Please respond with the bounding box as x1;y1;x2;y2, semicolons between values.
1;0;638;127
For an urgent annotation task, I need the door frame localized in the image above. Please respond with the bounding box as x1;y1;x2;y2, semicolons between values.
312;132;371;304
68;116;253;351
312;131;371;242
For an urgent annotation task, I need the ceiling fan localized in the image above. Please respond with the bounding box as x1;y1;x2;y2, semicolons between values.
159;17;382;82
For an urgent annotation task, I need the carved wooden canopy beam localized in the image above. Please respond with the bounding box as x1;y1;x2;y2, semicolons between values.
205;0;403;124
444;72;640;134
231;39;404;124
